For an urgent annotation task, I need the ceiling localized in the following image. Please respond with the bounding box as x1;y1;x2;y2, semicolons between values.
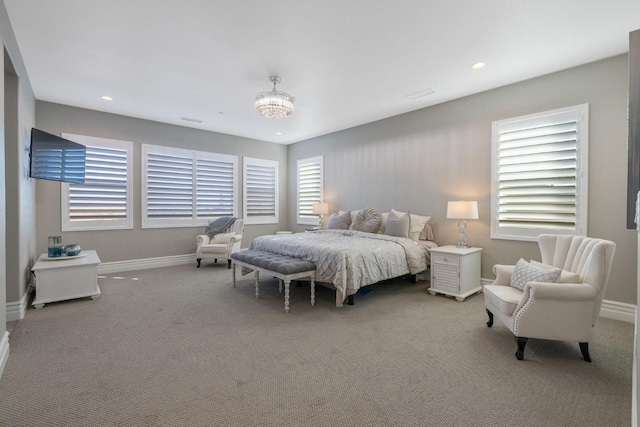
5;1;640;145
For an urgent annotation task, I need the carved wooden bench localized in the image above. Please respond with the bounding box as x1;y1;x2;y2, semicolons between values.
231;250;316;313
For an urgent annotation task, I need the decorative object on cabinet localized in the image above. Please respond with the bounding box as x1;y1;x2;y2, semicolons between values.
447;200;478;248
428;245;482;302
483;234;616;361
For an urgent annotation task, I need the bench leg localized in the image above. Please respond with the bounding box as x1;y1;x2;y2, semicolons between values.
284;279;290;313
278;279;283;294
232;262;236;287
254;271;260;299
310;278;316;306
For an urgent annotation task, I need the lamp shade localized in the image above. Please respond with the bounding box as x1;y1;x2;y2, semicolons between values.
313;202;330;215
447;201;478;220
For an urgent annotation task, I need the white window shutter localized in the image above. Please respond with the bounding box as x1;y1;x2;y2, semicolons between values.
244;157;278;224
491;105;588;241
297;156;323;225
61;134;132;231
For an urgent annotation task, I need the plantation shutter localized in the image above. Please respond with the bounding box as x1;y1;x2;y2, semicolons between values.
492;105;588;240
146;152;194;219
297;156;323;224
68;145;129;222
244;158;278;224
196;157;236;218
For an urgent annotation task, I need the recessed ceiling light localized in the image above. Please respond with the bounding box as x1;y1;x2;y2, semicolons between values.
472;62;486;70
101;96;113;101
275;132;283;136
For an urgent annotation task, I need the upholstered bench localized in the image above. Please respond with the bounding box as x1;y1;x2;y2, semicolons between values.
230;250;316;313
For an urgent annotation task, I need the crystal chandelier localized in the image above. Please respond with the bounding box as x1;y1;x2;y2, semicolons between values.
255;76;295;119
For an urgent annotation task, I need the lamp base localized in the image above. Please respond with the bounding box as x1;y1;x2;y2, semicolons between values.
456;219;469;248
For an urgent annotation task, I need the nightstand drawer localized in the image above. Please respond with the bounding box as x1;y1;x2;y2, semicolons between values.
432;253;460;267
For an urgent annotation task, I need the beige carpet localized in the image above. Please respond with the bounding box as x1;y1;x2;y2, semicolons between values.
0;263;633;427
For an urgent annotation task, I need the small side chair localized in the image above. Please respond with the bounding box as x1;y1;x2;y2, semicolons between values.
196;219;244;268
483;234;616;361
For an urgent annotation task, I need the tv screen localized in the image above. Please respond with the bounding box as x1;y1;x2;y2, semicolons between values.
29;128;86;184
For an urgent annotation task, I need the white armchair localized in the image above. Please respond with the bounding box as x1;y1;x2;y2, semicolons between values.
196;219;244;268
483;234;616;361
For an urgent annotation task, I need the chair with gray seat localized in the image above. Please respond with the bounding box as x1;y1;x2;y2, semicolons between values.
483;234;616;361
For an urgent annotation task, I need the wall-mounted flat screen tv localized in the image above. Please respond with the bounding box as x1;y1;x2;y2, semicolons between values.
29;128;86;184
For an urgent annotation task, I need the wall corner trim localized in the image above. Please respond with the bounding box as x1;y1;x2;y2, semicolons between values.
0;332;10;381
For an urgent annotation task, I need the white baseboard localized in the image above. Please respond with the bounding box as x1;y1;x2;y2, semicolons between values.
97;254;196;274
0;331;10;380
480;278;635;324
6;284;33;322
600;299;636;323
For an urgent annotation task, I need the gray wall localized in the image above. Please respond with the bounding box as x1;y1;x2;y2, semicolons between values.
1;0;37;328
35;102;288;263
287;55;636;305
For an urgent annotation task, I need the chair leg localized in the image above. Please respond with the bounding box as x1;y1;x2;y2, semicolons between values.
196;258;201;268
227;259;232;269
486;309;494;327
579;342;592;362
515;337;528;360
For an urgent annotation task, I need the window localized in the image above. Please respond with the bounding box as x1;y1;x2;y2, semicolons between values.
61;134;133;231
243;157;279;224
297;156;323;225
491;104;588;241
142;144;238;228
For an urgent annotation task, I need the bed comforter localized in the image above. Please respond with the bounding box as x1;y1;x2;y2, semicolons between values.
248;229;432;307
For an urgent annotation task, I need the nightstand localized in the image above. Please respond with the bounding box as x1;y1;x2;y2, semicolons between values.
428;246;482;302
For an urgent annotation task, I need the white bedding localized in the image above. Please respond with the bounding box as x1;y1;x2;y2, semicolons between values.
249;229;436;307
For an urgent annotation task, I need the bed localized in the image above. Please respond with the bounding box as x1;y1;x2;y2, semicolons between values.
248;227;437;307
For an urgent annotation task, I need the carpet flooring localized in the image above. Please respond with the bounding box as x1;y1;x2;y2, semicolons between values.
0;263;633;426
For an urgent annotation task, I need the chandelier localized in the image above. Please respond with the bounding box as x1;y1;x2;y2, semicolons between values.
255;76;295;119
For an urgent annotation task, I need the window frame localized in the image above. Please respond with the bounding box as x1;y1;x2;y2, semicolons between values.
141;144;238;229
243;157;279;225
296;156;323;226
490;104;589;241
61;134;133;232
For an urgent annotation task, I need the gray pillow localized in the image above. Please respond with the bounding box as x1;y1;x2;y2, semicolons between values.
352;207;382;233
327;210;352;230
384;211;410;238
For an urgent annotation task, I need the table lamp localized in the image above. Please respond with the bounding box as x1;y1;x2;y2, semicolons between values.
313;202;330;229
447;201;478;248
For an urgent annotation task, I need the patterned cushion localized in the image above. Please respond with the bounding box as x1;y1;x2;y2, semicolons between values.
510;259;561;291
352;207;382;233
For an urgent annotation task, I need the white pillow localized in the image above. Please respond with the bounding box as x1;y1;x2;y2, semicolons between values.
391;209;431;241
211;232;236;244
510;259;561;291
378;212;390;234
529;260;581;283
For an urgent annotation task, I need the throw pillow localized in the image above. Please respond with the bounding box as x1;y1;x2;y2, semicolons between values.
352;207;383;233
384;211;410;238
529;260;582;283
510;258;562;291
377;212;390;234
211;232;236;244
327;210;352;230
391;209;431;241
